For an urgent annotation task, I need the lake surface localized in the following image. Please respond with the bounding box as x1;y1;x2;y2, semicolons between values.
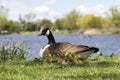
0;34;120;60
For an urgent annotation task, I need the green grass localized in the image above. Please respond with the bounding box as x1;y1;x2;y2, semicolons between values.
99;28;120;34
0;56;120;80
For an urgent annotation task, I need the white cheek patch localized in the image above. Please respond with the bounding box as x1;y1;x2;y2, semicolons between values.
46;30;50;36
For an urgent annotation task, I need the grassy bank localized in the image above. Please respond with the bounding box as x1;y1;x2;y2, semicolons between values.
0;40;120;80
20;30;72;34
20;31;40;34
0;56;120;80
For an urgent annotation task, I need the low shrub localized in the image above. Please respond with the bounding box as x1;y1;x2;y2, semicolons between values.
0;41;29;62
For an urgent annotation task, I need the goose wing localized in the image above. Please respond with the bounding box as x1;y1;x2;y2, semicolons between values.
47;43;91;54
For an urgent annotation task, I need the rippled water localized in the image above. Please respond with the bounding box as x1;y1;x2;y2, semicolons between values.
0;34;120;60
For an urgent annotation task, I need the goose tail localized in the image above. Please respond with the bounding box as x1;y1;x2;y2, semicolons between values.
90;47;99;53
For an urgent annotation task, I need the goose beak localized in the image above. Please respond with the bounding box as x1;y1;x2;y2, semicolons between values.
37;33;42;36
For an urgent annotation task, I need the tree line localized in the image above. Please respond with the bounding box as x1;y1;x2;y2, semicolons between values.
0;6;120;33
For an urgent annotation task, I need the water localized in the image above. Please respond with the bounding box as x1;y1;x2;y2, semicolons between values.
0;34;120;60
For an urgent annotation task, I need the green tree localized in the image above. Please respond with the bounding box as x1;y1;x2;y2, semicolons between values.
7;20;21;33
63;9;81;30
24;13;36;22
0;6;8;31
88;17;104;28
40;19;53;29
77;14;104;29
22;13;37;31
33;19;41;31
54;19;63;30
109;7;120;27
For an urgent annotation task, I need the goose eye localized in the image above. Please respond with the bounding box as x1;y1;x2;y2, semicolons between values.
42;30;46;33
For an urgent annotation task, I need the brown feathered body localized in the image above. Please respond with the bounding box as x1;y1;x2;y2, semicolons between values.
40;42;98;60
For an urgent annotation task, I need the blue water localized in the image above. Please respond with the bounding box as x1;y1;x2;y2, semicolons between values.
0;34;120;60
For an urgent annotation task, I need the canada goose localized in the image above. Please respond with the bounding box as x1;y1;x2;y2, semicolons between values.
38;28;99;61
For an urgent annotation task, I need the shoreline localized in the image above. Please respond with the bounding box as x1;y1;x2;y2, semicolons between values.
0;28;120;35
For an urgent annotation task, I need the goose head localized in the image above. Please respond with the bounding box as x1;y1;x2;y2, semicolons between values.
38;28;56;44
38;28;50;36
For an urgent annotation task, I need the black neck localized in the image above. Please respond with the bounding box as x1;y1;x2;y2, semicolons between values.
47;32;56;44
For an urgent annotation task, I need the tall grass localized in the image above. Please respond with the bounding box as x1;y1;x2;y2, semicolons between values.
0;41;29;62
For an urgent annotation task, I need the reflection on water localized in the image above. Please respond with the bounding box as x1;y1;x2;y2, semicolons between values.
0;34;120;60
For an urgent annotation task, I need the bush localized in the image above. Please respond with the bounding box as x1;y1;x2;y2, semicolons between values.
109;7;120;27
0;41;29;62
77;14;105;29
7;20;21;33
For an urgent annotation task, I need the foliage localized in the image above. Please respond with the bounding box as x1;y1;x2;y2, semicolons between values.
88;16;105;28
40;19;53;29
7;20;21;33
24;13;36;22
0;6;120;34
76;14;105;29
54;19;64;30
0;6;21;33
54;10;80;30
109;7;120;27
64;9;80;30
0;6;8;31
33;20;41;31
102;18;114;28
55;9;81;30
0;6;8;18
0;17;7;31
0;41;29;62
24;23;31;31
